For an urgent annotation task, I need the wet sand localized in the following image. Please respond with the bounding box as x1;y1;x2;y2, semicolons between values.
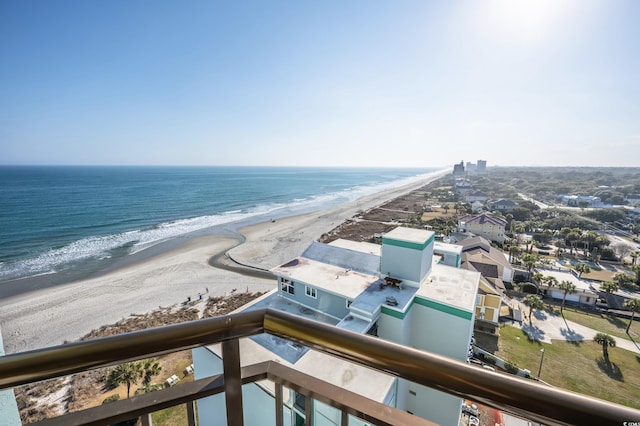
0;171;447;354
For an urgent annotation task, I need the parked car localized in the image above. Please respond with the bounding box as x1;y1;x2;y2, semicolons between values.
469;415;480;426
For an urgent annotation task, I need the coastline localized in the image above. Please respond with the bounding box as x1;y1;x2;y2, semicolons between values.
1;170;447;354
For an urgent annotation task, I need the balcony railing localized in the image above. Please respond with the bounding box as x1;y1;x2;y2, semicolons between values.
1;308;639;426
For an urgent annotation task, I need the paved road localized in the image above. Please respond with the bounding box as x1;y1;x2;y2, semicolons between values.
517;305;640;354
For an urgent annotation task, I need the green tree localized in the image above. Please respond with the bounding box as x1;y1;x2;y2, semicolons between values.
624;298;640;333
521;254;539;278
141;359;162;388
522;294;544;325
109;362;143;398
593;333;616;361
600;281;619;295
631;252;639;266
574;263;591;278
613;272;634;287
557;280;577;311
541;275;558;288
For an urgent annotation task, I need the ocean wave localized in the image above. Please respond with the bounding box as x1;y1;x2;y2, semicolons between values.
0;169;444;282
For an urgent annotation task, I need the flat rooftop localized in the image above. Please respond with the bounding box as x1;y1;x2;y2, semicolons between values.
329;238;382;256
537;268;596;293
271;256;378;300
417;263;479;313
351;278;419;318
241;292;339;364
202;290;396;403
383;227;434;244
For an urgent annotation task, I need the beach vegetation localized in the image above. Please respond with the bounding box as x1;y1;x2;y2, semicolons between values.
108;362;143;398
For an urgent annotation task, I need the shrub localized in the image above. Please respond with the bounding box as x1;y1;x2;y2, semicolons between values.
102;394;120;404
504;361;519;374
484;354;497;365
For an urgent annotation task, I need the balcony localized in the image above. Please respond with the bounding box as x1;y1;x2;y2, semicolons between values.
1;308;638;426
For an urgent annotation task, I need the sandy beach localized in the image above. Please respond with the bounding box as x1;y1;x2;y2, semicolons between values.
1;171;447;354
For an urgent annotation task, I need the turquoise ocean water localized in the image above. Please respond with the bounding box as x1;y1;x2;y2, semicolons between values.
0;166;441;284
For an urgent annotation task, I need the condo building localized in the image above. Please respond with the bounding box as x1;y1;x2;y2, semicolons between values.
193;227;480;426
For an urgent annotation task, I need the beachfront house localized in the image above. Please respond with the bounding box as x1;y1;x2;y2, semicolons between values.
458;214;507;245
537;269;598;306
192;227;480;426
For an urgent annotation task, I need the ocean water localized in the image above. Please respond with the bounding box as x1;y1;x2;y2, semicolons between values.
0;166;441;283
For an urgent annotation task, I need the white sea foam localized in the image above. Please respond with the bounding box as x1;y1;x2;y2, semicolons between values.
0;170;444;282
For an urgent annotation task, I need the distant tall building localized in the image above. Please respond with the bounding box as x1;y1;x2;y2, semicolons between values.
452;161;465;176
466;162;476;173
477;160;487;172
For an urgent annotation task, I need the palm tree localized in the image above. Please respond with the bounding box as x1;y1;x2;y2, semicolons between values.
141;359;162;389
574;263;590;278
593;333;616;361
600;281;619;295
109;362;143;398
522;294;544;325
509;245;521;263
624;298;640;333
541;275;558;289
600;281;619;311
521;254;539;279
557;280;577;311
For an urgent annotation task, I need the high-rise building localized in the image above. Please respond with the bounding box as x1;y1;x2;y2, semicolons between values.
193;227;480;426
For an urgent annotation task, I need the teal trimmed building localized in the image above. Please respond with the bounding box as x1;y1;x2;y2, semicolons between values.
193;227;480;426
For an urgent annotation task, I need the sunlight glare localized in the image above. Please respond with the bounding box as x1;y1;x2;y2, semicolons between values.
481;0;573;44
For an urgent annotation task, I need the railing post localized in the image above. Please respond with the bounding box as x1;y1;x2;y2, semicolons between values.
305;395;313;426
141;413;152;426
340;410;348;426
186;400;197;426
275;383;284;426
222;338;244;426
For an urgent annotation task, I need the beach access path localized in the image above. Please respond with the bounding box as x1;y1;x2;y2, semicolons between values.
1;171;448;354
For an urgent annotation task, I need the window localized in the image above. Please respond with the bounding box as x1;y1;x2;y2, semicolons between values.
281;278;294;295
305;286;317;298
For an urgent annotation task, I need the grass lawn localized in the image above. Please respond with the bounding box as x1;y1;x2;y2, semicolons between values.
496;326;640;409
546;304;640;342
151;356;196;425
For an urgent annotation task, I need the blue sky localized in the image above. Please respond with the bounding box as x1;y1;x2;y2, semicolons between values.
1;0;638;167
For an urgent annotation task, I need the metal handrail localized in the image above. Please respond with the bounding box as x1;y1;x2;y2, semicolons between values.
1;308;639;426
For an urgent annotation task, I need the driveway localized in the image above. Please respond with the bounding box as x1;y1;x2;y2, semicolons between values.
517;306;640;354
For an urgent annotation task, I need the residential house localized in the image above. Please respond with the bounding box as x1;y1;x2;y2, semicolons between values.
490;199;518;211
471;200;484;213
457;236;514;326
537;269;598;306
458;214;507;244
193;227;480;426
561;195;602;207
465;190;488;204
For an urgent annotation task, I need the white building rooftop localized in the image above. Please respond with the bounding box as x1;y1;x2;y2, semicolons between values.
537;268;596;293
383;227;434;245
417;263;480;312
271;256;378;300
